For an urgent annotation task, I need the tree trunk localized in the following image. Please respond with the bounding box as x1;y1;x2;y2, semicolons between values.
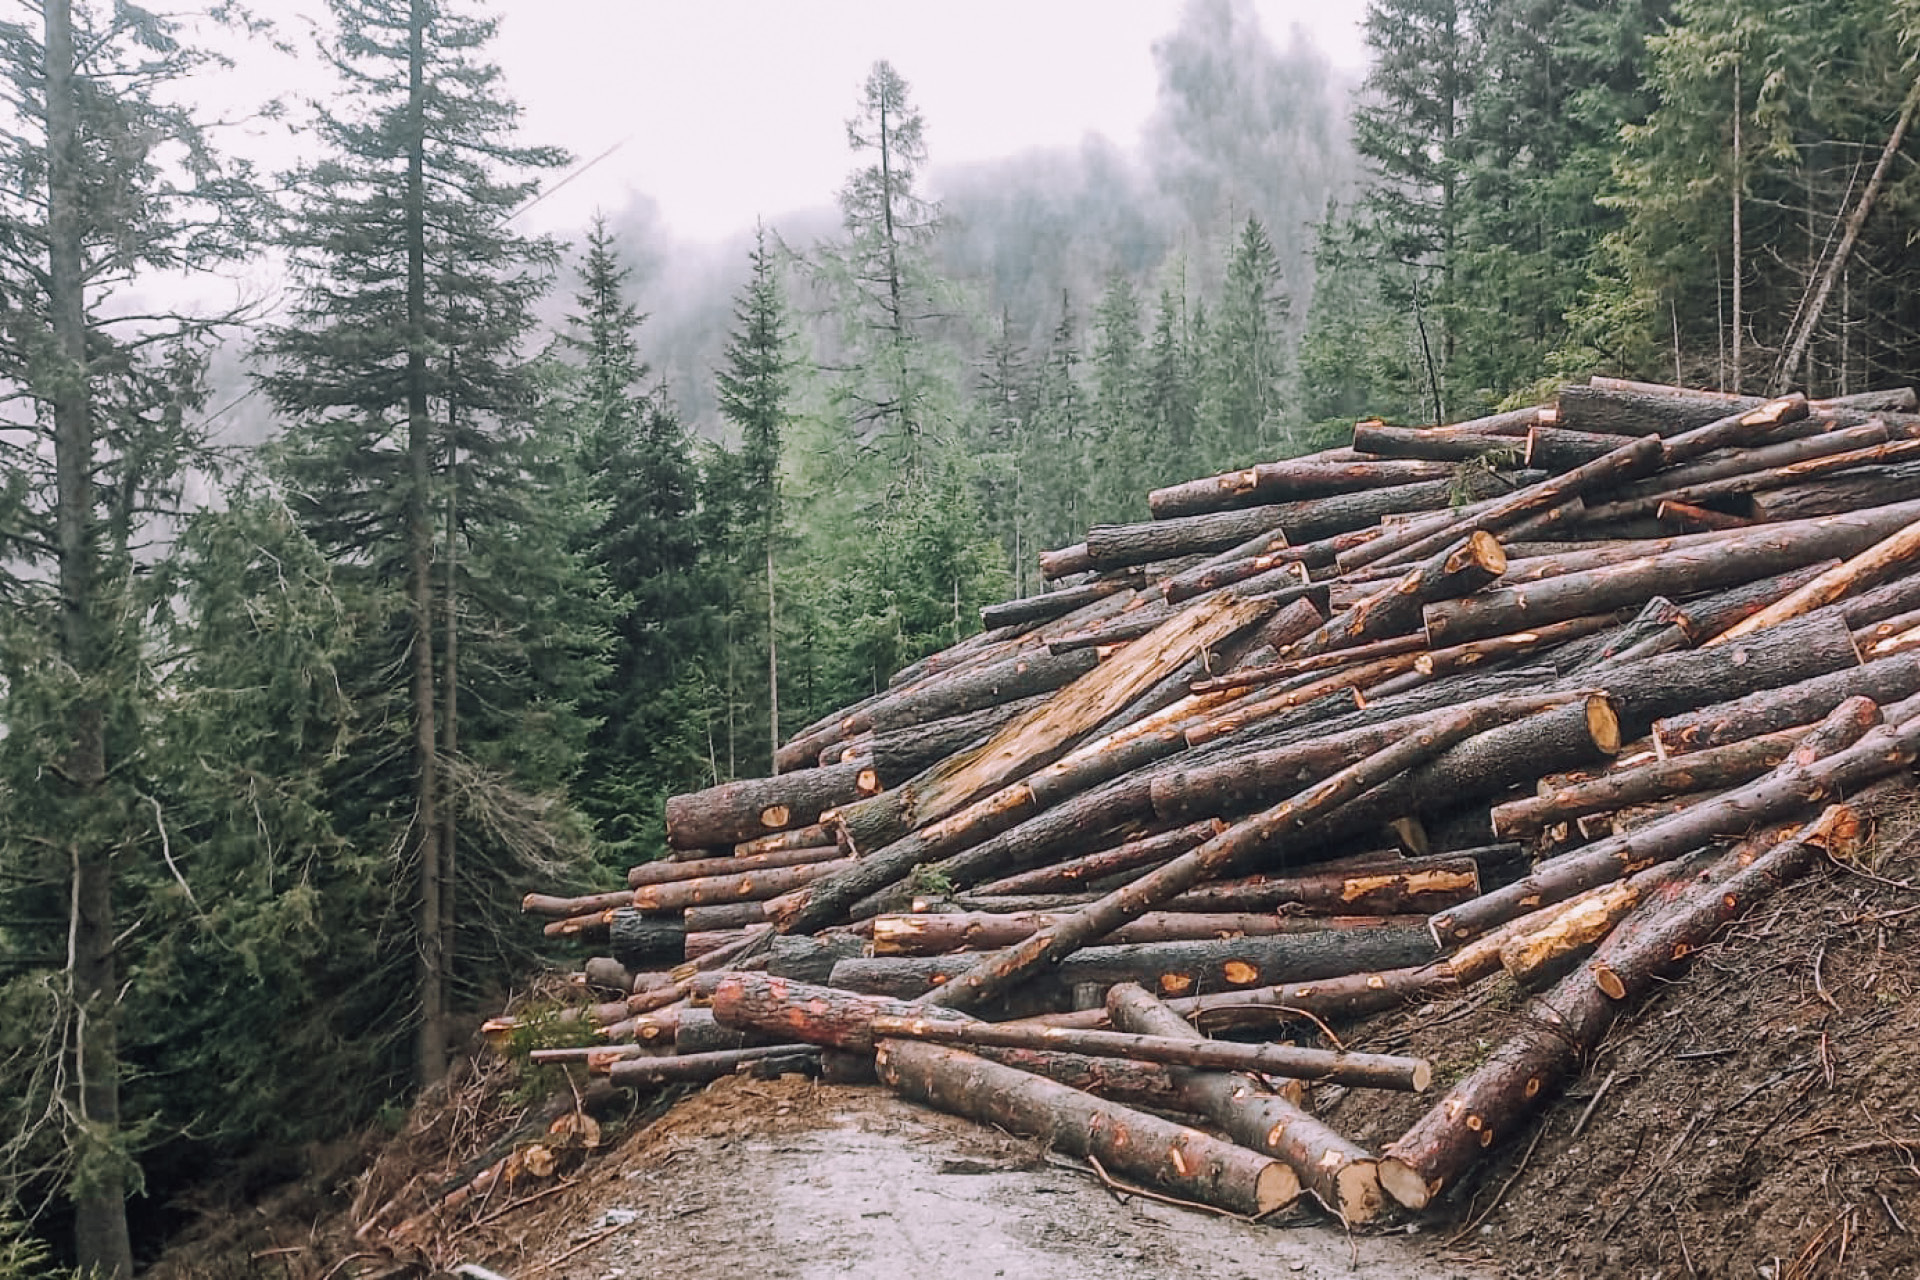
981;575;1141;629
1155;855;1482;916
631;857;855;913
868;908;1424;955
609;1046;820;1089
1105;984;1385;1223
1289;532;1508;659
1712;515;1920;643
1745;463;1920;522
869;1015;1431;1091
876;1040;1301;1216
1350;422;1526;465
44;2;131;1272
1148;454;1468;518
707;972;974;1054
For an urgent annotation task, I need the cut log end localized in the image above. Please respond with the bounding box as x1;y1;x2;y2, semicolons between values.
1332;1159;1386;1225
1410;1060;1434;1093
760;804;792;829
1377;1157;1433;1210
1254;1162;1305;1215
1586;695;1622;755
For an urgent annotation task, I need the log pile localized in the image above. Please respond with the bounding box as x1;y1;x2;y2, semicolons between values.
504;378;1920;1227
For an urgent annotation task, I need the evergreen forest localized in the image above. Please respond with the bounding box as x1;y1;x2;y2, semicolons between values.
4;0;1920;1272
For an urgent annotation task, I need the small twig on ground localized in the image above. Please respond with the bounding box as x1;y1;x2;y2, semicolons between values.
1810;940;1840;1011
465;1177;579;1231
524;1219;629;1276
1571;1069;1617;1141
1058;1152;1263;1221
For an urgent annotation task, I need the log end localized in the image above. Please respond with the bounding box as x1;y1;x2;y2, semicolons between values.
1333;1159;1387;1226
1410;1059;1434;1093
1255;1161;1305;1216
1586;695;1622;756
1376;1155;1434;1211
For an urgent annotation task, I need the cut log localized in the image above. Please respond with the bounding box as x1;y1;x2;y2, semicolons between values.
869;909;1424;956
1147;456;1465;520
665;763;880;851
734;825;831;857
1651;652;1920;756
869;1016;1431;1092
1155;855;1482;915
1379;803;1857;1210
1421;501;1920;647
919;692;1581;1012
608;1046;819;1089
1105;983;1385;1223
706;972;976;1054
1429;695;1889;943
981;575;1141;629
1711;514;1920;644
1658;394;1808;465
971;821;1222;895
629;858;854;914
1291;532;1509;659
1028;963;1464;1033
1489;727;1804;840
876;1040;1301;1216
607;911;687;966
1745;461;1920;522
683;901;769;932
839;927;1438;1004
862;648;1101;736
1351;421;1526;465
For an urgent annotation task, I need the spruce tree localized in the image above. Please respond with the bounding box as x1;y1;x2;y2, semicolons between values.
255;0;599;1087
1089;275;1149;522
1200;217;1292;465
0;2;251;1268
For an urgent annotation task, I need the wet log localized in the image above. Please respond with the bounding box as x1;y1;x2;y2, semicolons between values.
1347;436;1664;572
868;909;1420;956
1429;696;1891;944
1420;502;1920;646
876;1040;1301;1216
980;575;1141;629
1651;651;1920;756
1378;804;1856;1210
683;901;769;932
839;926;1439;1004
870;1015;1431;1092
971;821;1222;896
861;648;1101;736
734;824;832;857
1030;963;1464;1033
665;762;880;851
607;911;686;966
918;692;1577;1013
608;1046;819;1089
1490;728;1805;840
1147;455;1464;519
1105;983;1385;1223
862;695;1053;780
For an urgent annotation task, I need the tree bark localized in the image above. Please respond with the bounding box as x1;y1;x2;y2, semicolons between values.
1155;855;1481;916
1350;422;1526;465
981;574;1142;629
1745;463;1920;522
970;821;1221;895
868;908;1424;955
876;1040;1301;1216
707;972;976;1054
609;1046;820;1089
838;927;1438;1004
1105;984;1385;1223
1289;532;1508;659
631;857;854;913
1031;963;1465;1034
1712;515;1920;644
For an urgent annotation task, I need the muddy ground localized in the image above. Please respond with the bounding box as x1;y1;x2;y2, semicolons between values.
149;807;1920;1280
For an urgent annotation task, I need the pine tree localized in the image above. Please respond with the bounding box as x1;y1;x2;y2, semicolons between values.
1142;282;1200;485
1089;274;1149;522
0;2;252;1269
255;0;598;1087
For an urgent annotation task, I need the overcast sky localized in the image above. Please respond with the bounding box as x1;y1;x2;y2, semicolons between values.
466;1;1373;242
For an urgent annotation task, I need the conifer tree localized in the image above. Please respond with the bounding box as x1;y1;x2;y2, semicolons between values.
0;2;252;1269
1090;274;1149;521
1200;217;1292;464
255;0;598;1087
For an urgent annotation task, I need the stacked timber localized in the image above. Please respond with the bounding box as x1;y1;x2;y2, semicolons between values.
506;378;1920;1226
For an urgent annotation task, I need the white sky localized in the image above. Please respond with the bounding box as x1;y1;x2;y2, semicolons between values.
468;1;1373;241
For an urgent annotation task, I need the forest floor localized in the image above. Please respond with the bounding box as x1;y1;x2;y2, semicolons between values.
148;813;1920;1280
